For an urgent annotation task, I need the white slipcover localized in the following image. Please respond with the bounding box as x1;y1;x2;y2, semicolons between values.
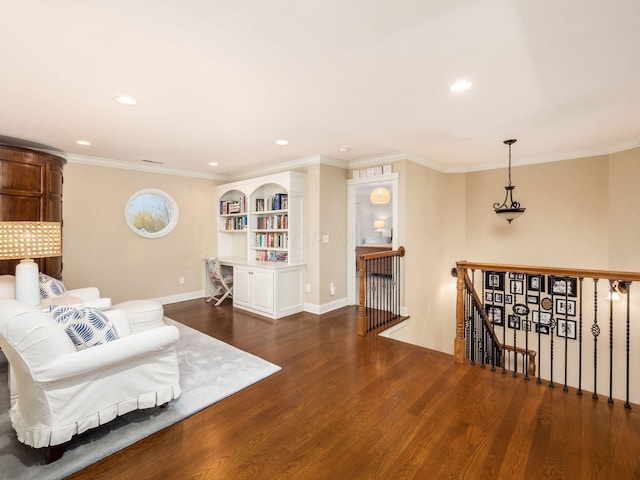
0;299;181;448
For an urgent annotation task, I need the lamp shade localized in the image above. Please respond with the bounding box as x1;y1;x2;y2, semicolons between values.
370;187;390;204
0;221;62;306
0;221;62;260
373;220;385;230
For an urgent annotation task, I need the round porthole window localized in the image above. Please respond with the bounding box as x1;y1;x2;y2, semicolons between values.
125;189;179;238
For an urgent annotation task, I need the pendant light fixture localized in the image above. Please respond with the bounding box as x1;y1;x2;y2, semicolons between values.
370;187;391;205
493;139;525;223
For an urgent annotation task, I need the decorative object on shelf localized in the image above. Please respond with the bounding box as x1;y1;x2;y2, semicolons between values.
0;221;62;305
125;189;179;238
370;187;390;204
493;139;526;223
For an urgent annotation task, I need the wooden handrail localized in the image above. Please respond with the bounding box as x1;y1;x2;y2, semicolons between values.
456;260;640;283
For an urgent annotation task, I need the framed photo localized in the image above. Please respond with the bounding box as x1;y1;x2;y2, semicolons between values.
485;271;505;291
510;280;524;295
527;274;546;292
521;320;532;332
533;311;552;325
516;273;525;280
486;305;504;326
549;276;578;297
527;294;539;305
485;292;493;302
505;294;513;305
509;272;517;279
508;314;521;329
536;324;550;335
557;319;577;339
555;298;576;316
494;292;504;303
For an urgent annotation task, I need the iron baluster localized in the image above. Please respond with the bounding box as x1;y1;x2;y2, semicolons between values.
625;282;632;410
577;278;584;396
608;279;614;405
592;278;600;401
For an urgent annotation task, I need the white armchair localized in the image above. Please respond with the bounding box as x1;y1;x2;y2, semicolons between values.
0;299;182;462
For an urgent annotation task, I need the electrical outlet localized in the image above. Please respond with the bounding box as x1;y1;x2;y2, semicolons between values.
323;234;329;243
330;282;335;296
179;276;185;285
305;283;311;293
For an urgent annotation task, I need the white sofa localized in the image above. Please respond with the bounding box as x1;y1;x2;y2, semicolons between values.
0;298;182;459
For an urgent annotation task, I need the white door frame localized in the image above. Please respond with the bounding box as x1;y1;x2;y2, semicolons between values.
346;172;399;305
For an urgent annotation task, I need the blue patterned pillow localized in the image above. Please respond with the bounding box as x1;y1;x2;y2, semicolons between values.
39;273;67;298
51;306;119;349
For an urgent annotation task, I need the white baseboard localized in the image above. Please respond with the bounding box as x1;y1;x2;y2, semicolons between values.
304;296;350;315
152;290;205;306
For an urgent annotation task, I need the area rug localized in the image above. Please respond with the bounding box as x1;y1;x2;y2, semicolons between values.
0;317;281;480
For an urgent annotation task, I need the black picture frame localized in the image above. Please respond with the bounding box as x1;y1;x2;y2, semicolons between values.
527;274;546;292
533;311;552;325
527;294;539;305
521;320;532;332
557;319;577;339
510;280;524;295
486;304;504;326
485;292;493;302
494;292;504;303
485;271;505;291
549;276;578;297
536;324;550;335
508;314;521;329
555;298;576;316
505;294;513;305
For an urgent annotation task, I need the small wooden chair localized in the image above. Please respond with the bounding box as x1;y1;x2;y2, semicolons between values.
205;257;233;306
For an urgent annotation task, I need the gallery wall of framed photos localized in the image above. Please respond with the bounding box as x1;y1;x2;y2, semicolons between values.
483;271;578;340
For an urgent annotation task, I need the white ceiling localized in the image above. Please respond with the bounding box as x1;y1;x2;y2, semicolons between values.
2;0;639;179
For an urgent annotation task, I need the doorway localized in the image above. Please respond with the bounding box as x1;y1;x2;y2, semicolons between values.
346;172;399;305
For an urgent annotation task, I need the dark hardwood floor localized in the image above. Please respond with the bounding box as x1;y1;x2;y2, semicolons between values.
68;299;640;479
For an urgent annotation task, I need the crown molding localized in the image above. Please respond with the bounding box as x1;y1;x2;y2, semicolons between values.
49;140;640;180
62;152;225;180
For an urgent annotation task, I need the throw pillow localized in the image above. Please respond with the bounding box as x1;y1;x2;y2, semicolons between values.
39;273;67;298
51;306;119;349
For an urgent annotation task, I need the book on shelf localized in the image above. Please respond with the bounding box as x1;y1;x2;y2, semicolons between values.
254;249;288;262
255;193;288;212
220;196;246;215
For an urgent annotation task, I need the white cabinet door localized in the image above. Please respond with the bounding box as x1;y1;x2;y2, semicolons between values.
233;266;251;308
251;269;275;314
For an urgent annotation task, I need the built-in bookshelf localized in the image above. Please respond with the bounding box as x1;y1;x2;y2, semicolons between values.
213;171;306;319
215;171;305;265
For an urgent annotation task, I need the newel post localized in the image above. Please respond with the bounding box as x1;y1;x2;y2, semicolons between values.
357;256;366;335
454;262;466;364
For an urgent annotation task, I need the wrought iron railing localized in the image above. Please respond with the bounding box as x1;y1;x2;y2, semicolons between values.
455;261;640;407
357;246;406;335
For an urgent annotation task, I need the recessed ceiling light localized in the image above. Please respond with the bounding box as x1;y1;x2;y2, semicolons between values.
275;139;289;146
449;80;472;92
208;162;219;166
75;140;92;146
339;147;351;153
114;95;137;105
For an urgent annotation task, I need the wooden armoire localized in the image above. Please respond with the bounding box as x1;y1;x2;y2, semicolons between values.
0;145;66;279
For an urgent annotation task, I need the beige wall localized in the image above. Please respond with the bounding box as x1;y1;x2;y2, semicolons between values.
318;164;348;304
304;164;321;305
385;148;640;357
63;163;217;303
